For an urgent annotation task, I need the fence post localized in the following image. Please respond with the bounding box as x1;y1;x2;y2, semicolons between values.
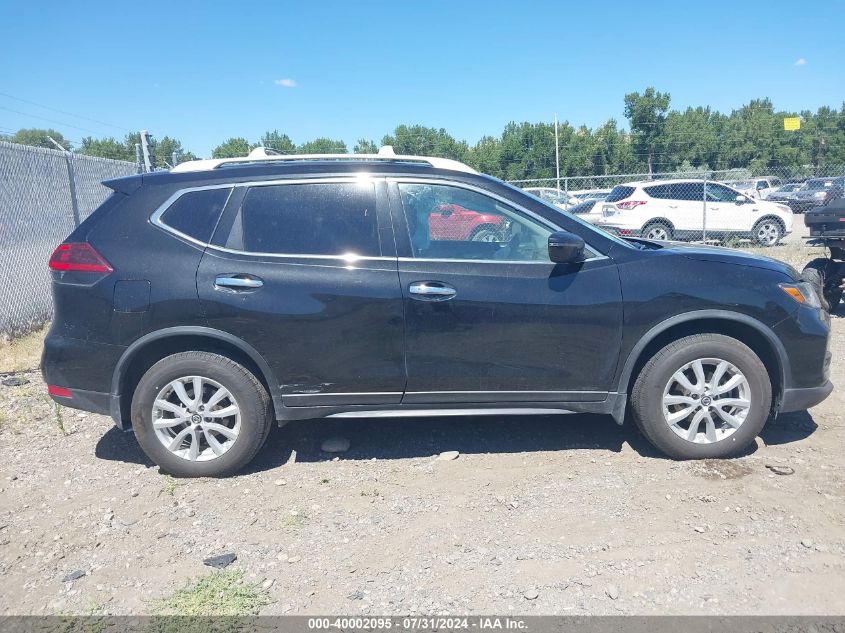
64;152;82;227
702;176;708;242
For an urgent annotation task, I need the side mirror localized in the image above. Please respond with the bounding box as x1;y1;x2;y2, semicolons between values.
735;195;747;204
548;230;585;264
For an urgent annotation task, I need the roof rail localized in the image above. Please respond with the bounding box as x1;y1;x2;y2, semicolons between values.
170;145;477;174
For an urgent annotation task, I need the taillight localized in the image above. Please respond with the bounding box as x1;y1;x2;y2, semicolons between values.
49;243;113;273
47;385;73;398
616;200;647;210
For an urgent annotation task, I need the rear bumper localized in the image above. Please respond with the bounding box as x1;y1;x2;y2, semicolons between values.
48;388;111;416
781;380;833;413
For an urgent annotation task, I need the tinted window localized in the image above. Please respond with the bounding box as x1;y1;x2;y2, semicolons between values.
707;183;741;202
239;182;379;256
643;184;672;199
160;188;231;242
398;182;552;261
568;200;596;214
606;186;635;202
671;182;704;201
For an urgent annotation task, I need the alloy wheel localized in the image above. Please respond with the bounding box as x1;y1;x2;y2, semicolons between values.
151;376;241;461
661;357;750;444
756;222;781;246
645;225;669;240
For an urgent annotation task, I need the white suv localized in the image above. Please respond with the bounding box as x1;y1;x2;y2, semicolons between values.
595;179;794;246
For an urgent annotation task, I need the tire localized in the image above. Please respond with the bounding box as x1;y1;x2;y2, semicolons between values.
469;225;504;242
802;258;843;312
131;351;273;477
641;221;673;241
752;218;784;247
631;333;772;460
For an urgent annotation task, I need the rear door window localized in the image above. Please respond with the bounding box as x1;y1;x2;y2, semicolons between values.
236;182;379;256
643;184;672;199
670;182;705;201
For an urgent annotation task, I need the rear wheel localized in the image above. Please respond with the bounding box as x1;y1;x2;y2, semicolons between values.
131;351;272;477
752;218;784;247
641;221;673;241
631;334;771;459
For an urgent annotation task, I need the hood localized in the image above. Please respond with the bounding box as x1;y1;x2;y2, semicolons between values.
652;240;799;280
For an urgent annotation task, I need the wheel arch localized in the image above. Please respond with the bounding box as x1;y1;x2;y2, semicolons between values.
111;327;281;428
754;214;786;230
617;311;789;413
642;218;675;231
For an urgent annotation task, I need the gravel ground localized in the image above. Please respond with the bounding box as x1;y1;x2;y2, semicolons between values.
2;230;845;616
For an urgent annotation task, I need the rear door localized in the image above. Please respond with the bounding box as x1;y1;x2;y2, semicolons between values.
668;182;706;234
197;177;406;406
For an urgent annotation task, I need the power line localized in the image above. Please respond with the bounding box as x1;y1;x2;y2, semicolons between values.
0;91;129;132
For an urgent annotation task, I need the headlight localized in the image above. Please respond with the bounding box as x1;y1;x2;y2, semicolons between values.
780;282;822;309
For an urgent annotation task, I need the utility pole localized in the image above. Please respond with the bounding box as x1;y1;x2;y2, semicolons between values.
140;130;155;173
554;113;561;192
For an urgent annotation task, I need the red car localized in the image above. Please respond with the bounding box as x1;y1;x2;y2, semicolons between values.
428;203;508;242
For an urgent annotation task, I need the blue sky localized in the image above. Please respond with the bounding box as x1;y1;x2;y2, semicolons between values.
1;0;843;157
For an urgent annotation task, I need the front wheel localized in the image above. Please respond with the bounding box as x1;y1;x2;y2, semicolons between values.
753;218;784;247
131;351;272;477
631;334;772;459
469;225;505;242
802;258;844;312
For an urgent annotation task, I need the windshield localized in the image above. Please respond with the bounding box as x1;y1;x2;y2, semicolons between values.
512;182;634;249
804;179;843;190
729;180;754;189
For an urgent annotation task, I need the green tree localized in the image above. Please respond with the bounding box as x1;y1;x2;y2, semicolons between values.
624;87;671;176
79;136;133;161
297;138;347;154
6;128;73;150
381;125;468;160
212;137;257;158
262;130;296;153
353;138;378;154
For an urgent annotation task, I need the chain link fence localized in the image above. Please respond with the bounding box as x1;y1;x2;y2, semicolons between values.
513;166;845;250
0;140;136;339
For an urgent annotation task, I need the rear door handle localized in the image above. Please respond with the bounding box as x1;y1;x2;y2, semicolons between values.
409;282;457;301
214;274;264;291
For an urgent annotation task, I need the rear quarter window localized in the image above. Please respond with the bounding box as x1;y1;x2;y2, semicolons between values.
605;186;635;202
159;187;232;243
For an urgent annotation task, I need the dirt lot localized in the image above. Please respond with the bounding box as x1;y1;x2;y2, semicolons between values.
2;231;845;617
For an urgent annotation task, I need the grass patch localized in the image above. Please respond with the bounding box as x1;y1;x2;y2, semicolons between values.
283;510;306;530
162;475;179;496
151;570;271;616
0;326;47;374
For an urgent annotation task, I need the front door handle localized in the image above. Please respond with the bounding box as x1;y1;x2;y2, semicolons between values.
409;282;457;301
214;274;264;291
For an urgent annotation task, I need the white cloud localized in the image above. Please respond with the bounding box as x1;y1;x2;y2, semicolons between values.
793;58;807;66
274;78;297;88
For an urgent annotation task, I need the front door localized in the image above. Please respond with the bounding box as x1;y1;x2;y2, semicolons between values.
705;182;751;232
389;179;623;404
197;178;406;406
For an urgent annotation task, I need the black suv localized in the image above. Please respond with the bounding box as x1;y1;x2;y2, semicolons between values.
43;152;833;476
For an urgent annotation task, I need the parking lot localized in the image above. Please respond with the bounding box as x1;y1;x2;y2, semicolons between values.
1;229;844;617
